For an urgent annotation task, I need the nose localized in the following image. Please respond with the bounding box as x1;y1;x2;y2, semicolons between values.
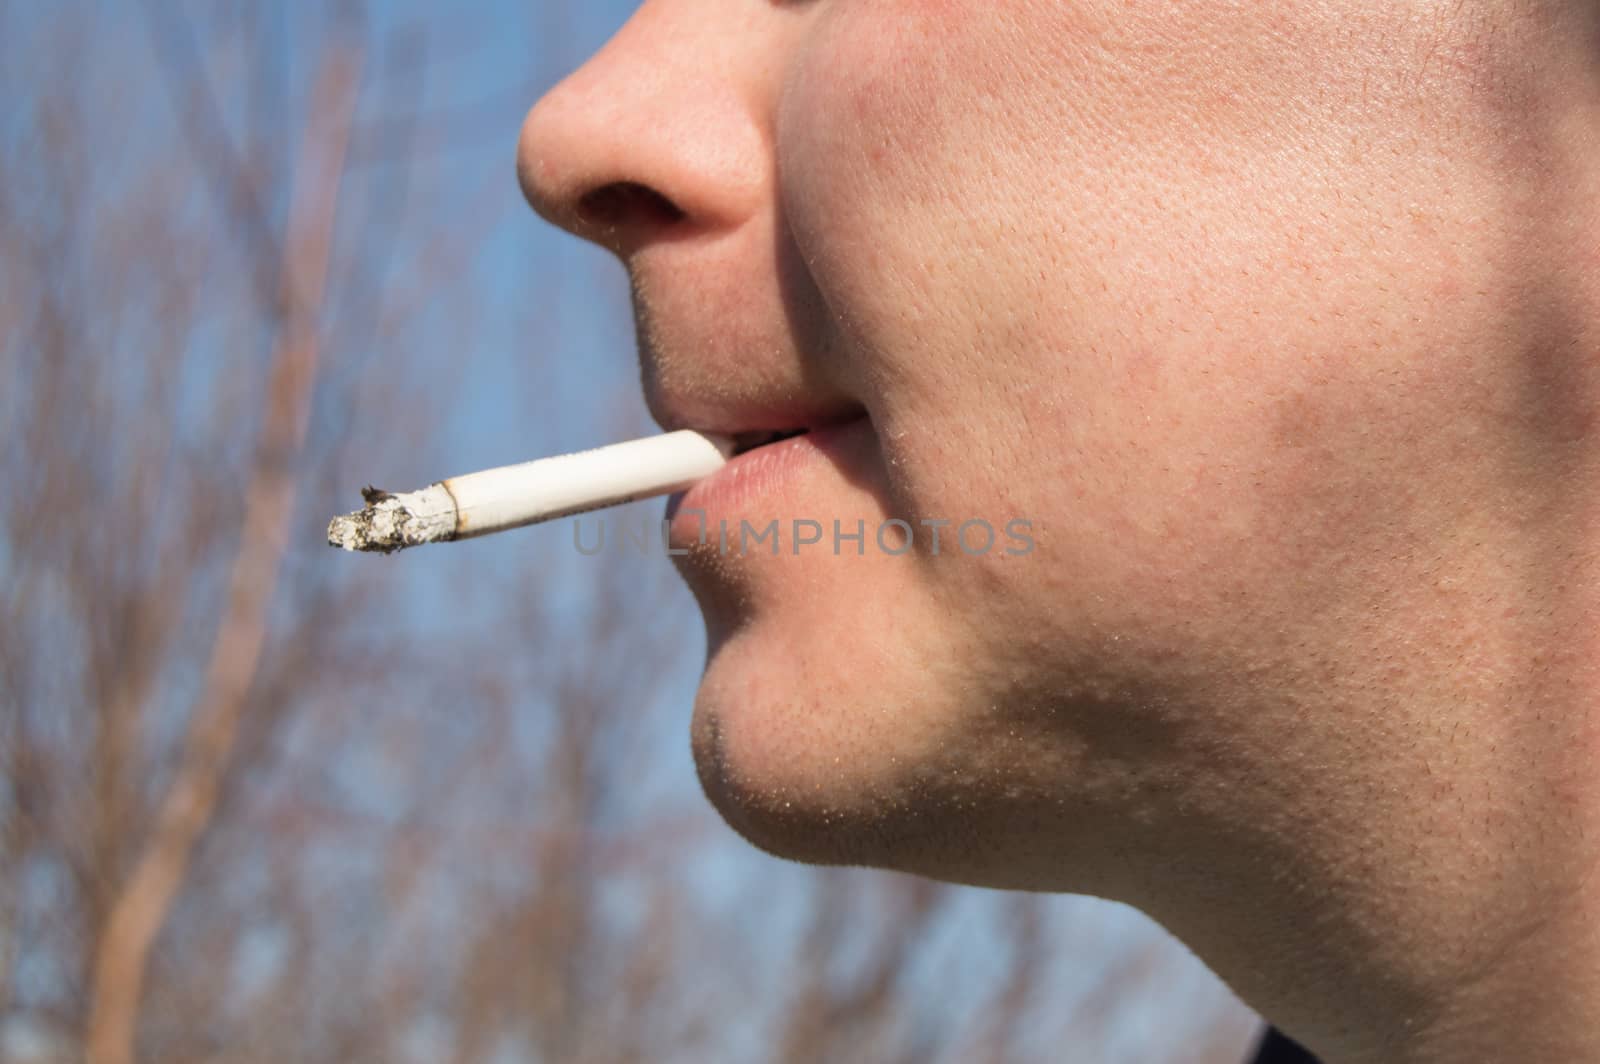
517;1;781;258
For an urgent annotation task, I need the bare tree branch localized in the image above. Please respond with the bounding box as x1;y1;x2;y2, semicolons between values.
83;50;358;1064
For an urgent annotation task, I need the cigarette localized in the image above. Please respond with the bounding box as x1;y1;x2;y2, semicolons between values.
327;429;734;553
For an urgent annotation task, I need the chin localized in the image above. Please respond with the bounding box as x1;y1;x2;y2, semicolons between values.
683;617;1046;879
690;709;854;867
685;619;935;869
687;641;861;866
685;611;1170;895
689;684;1109;889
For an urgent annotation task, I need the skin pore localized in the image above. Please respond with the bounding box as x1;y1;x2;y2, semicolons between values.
517;2;1600;1060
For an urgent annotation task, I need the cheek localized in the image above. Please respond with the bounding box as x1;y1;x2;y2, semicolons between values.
776;0;1503;647
776;3;1050;501
775;3;1010;284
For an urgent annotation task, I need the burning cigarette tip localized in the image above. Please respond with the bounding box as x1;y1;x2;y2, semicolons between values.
328;483;458;553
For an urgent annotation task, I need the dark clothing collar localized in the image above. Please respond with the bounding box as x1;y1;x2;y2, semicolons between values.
1247;1026;1321;1063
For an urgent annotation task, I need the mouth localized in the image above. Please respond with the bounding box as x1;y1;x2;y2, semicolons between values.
666;414;873;541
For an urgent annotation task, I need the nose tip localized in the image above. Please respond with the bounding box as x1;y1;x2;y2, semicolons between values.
517;92;686;253
515;14;769;258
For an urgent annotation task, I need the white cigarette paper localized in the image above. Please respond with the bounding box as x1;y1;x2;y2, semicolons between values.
328;429;734;553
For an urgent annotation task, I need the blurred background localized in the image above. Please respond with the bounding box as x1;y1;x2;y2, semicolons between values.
0;3;1263;1062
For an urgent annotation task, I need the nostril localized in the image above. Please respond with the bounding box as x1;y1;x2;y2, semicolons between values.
576;181;686;231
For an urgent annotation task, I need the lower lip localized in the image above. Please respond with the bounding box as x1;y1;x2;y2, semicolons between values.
666;418;871;542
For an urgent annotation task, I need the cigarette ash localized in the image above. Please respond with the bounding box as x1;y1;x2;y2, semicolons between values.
326;483;457;553
326;495;411;553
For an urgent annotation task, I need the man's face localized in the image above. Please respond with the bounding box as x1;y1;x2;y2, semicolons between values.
520;0;1583;892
